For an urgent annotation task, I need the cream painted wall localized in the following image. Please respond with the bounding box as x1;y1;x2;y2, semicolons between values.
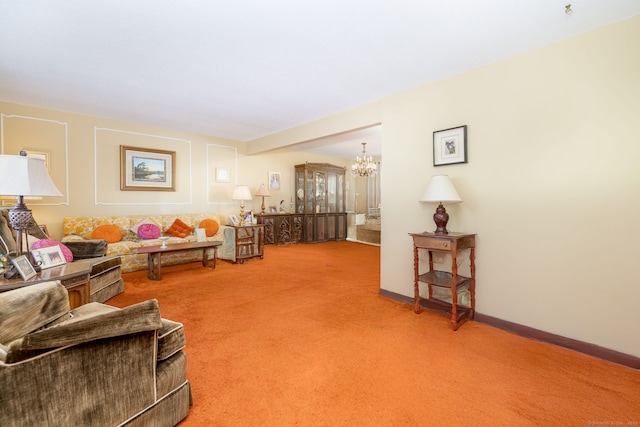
0;103;349;242
249;17;640;357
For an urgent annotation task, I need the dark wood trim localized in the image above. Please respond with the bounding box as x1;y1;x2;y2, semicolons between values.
380;289;640;370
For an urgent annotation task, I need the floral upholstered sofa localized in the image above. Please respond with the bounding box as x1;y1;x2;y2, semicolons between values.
62;213;236;273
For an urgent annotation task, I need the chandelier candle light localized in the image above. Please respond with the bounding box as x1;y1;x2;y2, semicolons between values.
351;142;377;177
255;184;271;215
419;174;462;234
232;185;253;226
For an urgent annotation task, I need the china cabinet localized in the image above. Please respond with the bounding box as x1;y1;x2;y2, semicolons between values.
294;162;347;243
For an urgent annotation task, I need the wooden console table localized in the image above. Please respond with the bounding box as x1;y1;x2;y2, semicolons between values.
134;241;222;280
0;262;91;309
409;232;476;330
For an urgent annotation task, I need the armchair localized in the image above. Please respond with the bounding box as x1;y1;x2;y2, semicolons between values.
0;281;191;426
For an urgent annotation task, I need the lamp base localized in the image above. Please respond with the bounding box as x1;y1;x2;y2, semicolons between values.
433;203;450;234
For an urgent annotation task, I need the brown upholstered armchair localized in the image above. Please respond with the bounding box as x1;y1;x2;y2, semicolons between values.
0;281;191;426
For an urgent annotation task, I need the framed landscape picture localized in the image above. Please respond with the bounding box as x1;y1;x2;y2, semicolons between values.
120;145;176;191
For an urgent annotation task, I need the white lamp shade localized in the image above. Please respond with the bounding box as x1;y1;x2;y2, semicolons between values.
232;185;253;201
255;184;270;197
0;155;63;197
419;174;462;203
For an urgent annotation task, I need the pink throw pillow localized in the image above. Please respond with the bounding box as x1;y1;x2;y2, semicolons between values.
31;239;74;262
138;223;161;240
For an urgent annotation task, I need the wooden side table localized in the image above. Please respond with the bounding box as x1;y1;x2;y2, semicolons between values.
231;225;264;263
409;232;476;330
0;262;91;309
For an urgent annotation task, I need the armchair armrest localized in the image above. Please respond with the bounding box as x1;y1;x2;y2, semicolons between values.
5;299;162;363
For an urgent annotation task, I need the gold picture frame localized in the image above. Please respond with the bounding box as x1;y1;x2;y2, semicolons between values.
120;146;176;191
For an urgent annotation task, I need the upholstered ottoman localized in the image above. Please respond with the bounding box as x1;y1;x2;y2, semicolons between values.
72;255;124;303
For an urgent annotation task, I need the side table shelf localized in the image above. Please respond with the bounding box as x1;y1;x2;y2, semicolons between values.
410;232;476;331
231;225;265;264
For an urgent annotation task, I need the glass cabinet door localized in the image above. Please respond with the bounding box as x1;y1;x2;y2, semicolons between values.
315;172;326;213
327;172;337;213
306;171;314;213
296;170;305;213
337;173;344;212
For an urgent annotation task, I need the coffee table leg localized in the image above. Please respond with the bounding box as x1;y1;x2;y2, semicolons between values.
148;252;161;280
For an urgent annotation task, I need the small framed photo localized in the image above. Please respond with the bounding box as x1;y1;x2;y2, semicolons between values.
39;224;49;237
244;210;254;225
195;228;207;242
229;214;240;226
268;172;281;190
269;206;277;213
31;246;66;269
216;168;229;183
11;255;37;280
433;125;467;166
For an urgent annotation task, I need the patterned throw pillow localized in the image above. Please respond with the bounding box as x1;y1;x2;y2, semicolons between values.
31;239;74;262
138;223;161;240
199;219;220;237
165;218;193;238
91;224;122;243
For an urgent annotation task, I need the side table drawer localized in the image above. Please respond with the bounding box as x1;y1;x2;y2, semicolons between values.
413;236;451;250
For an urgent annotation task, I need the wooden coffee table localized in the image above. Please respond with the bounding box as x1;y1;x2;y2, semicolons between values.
134;241;222;280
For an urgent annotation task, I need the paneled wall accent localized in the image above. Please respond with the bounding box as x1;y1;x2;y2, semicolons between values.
94;127;192;205
0;114;69;206
206;143;237;205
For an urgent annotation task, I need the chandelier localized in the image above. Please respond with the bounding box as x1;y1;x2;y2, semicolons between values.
351;142;377;177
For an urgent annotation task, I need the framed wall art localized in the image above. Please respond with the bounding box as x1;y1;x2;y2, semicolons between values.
120;145;176;191
433;125;467;166
268;172;281;190
216;168;229;183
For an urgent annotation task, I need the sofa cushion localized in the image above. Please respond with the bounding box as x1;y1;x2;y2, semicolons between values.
31;239;74;262
0;281;70;344
199;218;220;237
92;224;122;243
64;239;108;259
166;218;193;238
157;318;186;361
138;223;161;240
0;210;15;254
130;217;158;234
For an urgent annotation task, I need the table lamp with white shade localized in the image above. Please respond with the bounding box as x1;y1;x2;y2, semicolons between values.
0;152;63;277
255;184;271;215
419;174;462;234
232;185;253;226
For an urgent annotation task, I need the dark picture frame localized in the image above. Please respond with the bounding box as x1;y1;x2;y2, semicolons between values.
433;125;467;166
120;145;176;191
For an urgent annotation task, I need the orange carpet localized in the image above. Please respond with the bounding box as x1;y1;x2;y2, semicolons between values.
108;241;640;426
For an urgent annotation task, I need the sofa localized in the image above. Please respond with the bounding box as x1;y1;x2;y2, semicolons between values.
1;208;125;303
62;213;237;273
0;280;191;426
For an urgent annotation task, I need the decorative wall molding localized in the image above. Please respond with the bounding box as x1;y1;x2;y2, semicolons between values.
206;143;237;205
94;127;192;205
0;114;70;206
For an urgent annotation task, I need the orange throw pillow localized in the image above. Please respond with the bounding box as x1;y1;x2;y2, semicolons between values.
92;224;122;243
199;219;220;237
165;218;193;238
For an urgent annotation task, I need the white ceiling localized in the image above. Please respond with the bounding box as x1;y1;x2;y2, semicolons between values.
1;1;638;159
